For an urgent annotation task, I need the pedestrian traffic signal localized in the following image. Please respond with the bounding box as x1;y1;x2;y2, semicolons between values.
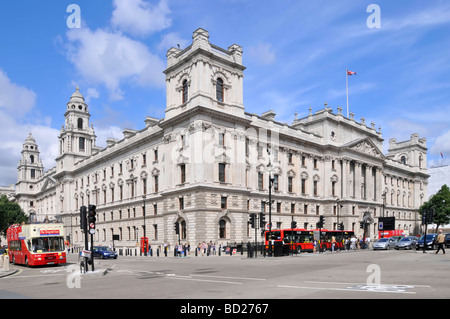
291;221;297;229
259;213;266;228
88;205;96;229
174;222;180;234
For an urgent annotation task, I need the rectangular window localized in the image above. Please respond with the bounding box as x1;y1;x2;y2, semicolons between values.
221;196;227;209
180;164;186;184
179;197;184;210
273;175;279;191
219;163;226;183
258;172;264;190
288;176;293;193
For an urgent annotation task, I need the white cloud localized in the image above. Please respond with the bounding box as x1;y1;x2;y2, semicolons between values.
65;28;165;101
248;42;276;65
111;0;171;37
157;32;189;52
0;69;37;118
430;130;450;157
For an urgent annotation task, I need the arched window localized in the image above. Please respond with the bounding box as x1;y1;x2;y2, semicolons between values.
77;118;83;129
219;219;226;239
30;155;35;163
400;156;406;164
182;79;188;104
216;78;224;102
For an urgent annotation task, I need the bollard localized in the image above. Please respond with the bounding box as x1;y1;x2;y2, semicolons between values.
3;255;10;271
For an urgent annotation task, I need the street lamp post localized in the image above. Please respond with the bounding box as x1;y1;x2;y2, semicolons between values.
142;195;147;256
267;149;275;257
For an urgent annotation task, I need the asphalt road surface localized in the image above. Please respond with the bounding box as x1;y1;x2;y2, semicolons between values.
1;248;448;303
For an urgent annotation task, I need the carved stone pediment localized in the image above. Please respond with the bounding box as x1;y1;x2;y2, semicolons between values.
346;138;385;159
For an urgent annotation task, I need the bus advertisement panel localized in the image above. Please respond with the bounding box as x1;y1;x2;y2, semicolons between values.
7;223;66;266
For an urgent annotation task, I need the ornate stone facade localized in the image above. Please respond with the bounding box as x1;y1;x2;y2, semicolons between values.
15;28;429;249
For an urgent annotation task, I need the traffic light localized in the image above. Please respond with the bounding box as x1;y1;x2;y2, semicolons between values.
174;222;180;234
338;222;344;231
291;221;297;229
80;206;87;231
259;213;266;229
360;221;364;229
249;214;256;229
88;205;96;229
317;215;325;228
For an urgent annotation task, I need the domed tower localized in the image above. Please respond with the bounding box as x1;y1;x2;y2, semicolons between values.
56;87;97;173
17;133;44;185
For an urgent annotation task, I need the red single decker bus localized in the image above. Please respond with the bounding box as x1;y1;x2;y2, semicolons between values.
7;223;66;266
265;228;315;254
265;228;355;254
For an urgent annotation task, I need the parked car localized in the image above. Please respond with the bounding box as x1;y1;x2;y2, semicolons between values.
445;233;450;248
373;237;398;250
395;236;417;250
416;234;437;250
92;246;118;259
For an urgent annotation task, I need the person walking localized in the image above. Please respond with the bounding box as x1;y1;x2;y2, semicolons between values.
331;236;336;252
435;230;446;254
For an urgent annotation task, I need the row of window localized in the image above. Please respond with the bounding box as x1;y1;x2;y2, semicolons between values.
182;78;224;104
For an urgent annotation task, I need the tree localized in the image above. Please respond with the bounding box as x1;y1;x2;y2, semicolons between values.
419;184;450;232
0;195;28;237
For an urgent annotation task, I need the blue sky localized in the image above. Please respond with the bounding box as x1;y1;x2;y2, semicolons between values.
1;0;450;185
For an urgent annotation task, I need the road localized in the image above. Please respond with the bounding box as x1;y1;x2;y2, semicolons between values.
1;248;448;303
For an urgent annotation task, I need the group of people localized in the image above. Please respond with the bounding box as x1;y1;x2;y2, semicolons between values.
173;241;223;257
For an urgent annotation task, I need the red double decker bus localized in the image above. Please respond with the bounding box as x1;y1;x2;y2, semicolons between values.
265;228;355;254
7;223;66;267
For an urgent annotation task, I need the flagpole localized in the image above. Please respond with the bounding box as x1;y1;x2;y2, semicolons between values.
346;69;349;118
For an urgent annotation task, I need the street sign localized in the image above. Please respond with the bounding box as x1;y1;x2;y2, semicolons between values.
89;228;95;235
379;222;384;230
81;250;91;258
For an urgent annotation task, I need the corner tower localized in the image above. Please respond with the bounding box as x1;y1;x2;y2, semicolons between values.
163;28;245;120
56;87;97;173
17;133;44;185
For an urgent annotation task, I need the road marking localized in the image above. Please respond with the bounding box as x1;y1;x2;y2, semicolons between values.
190;274;266;281
167;276;243;285
278;284;417;294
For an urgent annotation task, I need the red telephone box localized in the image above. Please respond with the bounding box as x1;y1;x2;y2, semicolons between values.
140;237;149;254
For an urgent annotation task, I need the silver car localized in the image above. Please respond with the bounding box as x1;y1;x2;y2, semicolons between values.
395;236;417;250
373;237;398;250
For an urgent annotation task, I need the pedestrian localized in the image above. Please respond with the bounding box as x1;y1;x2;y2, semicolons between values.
331;236;336;252
435;230;446;254
313;239;317;253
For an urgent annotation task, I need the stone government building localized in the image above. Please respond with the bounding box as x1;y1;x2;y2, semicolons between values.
15;28;429;249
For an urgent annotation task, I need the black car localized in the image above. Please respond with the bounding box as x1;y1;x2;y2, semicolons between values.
416;234;437;250
445;233;450;248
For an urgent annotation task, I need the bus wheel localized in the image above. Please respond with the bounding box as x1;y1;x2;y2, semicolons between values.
296;246;302;254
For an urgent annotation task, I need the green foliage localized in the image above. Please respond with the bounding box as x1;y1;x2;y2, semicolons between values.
419;184;450;231
0;195;28;237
